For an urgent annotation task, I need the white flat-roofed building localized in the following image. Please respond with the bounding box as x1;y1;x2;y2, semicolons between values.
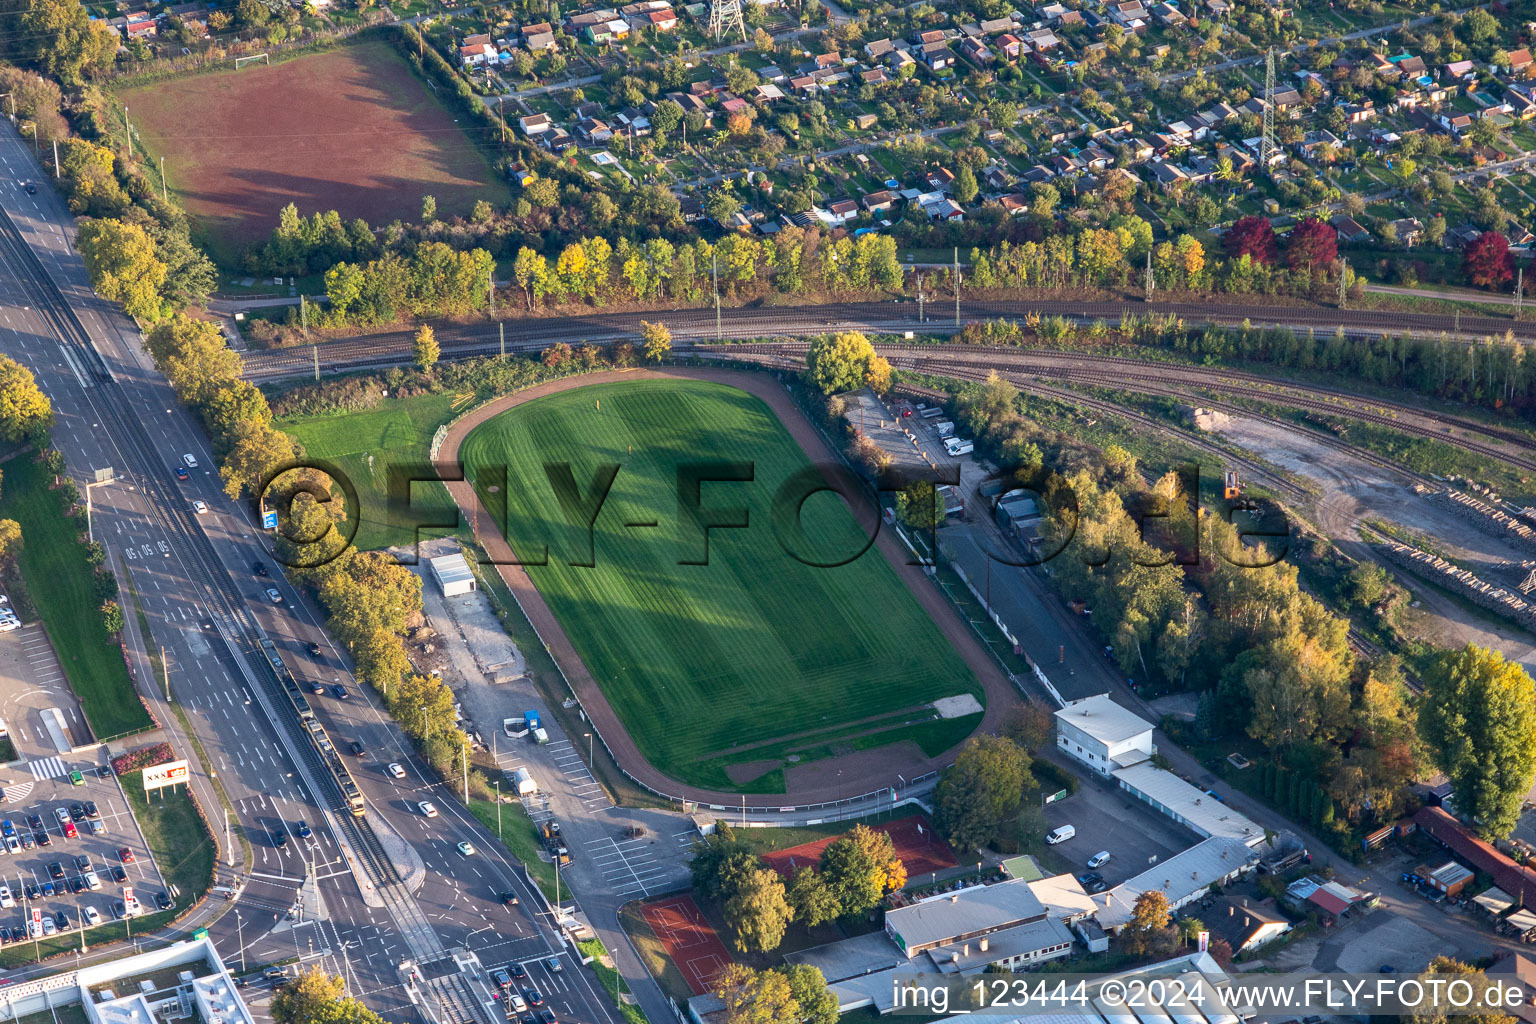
1111;762;1263;846
429;552;477;597
1027;872;1098;923
884;877;1048;956
1055;694;1154;776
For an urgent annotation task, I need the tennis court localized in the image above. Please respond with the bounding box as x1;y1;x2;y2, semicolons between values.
639;894;734;995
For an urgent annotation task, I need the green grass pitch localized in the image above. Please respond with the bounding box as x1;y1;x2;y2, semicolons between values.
459;379;982;792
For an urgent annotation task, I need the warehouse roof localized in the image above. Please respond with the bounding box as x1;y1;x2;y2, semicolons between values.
1054;694;1151;746
429;552;475;589
1096;837;1259;931
885;878;1046;953
1113;762;1263;844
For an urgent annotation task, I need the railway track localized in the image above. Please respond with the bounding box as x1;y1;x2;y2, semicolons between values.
0;210;488;1017
240;296;1536;382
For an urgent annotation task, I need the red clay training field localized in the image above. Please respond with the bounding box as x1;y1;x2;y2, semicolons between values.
761;816;959;879
118;41;509;260
641;895;735;996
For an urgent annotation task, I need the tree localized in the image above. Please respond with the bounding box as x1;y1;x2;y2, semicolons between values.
713;965;801;1024
220;419;302;500
805;331;880;395
20;0;119;85
0;520;19;568
1120;889;1177;958
513;247;549;309
1003;700;1054;750
1284;217;1337;272
421;195;437;222
77;219;167;322
786;866;840;928
1404;957;1516;1024
271;967;345;1024
413;325;439;369
641;321;672;362
1418;644;1536;839
780;965;837;1024
819;824;905;918
896;480;943;531
954;165;979;204
1223;215;1278;264
1464;231;1514;290
722;867;793;953
933;734;1032;850
0;356;52;444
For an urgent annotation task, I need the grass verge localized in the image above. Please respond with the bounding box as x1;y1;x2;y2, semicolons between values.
578;936;651;1024
466;797;570;902
0;455;152;739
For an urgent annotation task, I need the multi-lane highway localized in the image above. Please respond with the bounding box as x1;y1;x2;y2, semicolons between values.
0;124;631;1024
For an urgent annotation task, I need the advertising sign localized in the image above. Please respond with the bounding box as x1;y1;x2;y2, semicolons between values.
143;760;190;792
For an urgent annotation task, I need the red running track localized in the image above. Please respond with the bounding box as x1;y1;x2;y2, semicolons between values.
760;815;958;880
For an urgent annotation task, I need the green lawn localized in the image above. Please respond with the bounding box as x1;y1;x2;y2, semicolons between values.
278;393;465;553
459;379;981;792
467;797;570;902
0;454;153;739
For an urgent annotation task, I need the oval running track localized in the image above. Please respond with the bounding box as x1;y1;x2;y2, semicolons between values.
435;366;1019;808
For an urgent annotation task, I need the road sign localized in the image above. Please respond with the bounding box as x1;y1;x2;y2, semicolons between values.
262;508;279;530
1197;931;1209;953
143;760;189;792
93;467;114;484
1045;788;1068;805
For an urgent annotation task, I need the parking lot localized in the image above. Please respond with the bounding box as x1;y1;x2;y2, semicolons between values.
0;624;168;945
1039;771;1201;887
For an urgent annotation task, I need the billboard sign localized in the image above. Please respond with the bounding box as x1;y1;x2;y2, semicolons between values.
143;760;190;792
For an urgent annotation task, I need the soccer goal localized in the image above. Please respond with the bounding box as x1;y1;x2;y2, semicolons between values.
234;53;270;69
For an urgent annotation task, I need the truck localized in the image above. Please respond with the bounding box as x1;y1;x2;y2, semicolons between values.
543;821;570;864
531;727;549;745
511;767;538;797
934;420;955;439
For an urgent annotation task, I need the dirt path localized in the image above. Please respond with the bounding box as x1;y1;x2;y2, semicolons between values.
436;367;1018;808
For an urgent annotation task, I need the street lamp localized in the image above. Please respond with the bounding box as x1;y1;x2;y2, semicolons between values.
495;780;502;838
584;732;593;766
236;910;245;972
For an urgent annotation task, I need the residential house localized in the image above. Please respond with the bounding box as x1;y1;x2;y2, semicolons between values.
1079;145;1112;170
1057;9;1084;25
915;28;946;44
645;8;678;30
518;113;553;136
526;31;558;50
1509;48;1535;76
1339;99;1376;124
1330;214;1370;243
1507;89;1536;119
576;117;612;144
957;37;993;65
924;197;965;220
1021;165;1054;185
861;190;897;213
788;75;817;95
1153;2;1186;26
996;33;1022;60
124;14;157;38
888;48;917;71
860;68;889;85
1296;128;1341;160
542;126;574;152
1440;111;1475;135
566;8;618;28
1049;153;1078;176
865;37;895;59
1390;217;1424;246
1206;0;1230;13
1397;55;1427;78
615;108;651;136
521;21;552;36
921;40;955;70
983;166;1010;190
1149;160;1191;189
1026;28;1060;50
928;167;956;192
979;16;1014;33
1038;1;1069;20
1107;0;1149;28
720;97;749;116
755;83;786;101
460;41;497;65
1446;58;1476;79
824;199;859;225
1271;87;1303;113
998;192;1029;214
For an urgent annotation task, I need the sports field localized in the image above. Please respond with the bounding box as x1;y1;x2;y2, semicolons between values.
117;41;510;262
459;379;982;792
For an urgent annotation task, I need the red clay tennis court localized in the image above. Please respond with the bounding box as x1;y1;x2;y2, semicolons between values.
640;894;735;995
761;815;958;879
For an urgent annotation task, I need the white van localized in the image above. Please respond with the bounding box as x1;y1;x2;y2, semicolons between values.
1045;825;1076;845
944;437;975;457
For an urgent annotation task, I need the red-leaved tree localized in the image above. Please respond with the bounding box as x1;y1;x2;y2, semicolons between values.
1223;215;1278;264
1285;217;1338;271
1463;231;1514;289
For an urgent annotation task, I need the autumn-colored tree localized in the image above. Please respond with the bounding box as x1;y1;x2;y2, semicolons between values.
722;866;793;953
713;964;801;1024
0;356;52;445
1404;957;1517;1024
1120;889;1177;957
1463;231;1515;290
934;734;1033;850
0;519;20;568
77;219;167;322
819;824;906;917
1223;215;1278;264
1284;217;1338;272
641;321;672;362
413;324;439;369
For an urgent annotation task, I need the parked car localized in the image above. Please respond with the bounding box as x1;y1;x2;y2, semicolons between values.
83;905;100;925
1087;851;1112;869
154;891;172;910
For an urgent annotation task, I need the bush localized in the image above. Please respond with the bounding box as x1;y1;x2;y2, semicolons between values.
1032;758;1079;795
112;742;174;775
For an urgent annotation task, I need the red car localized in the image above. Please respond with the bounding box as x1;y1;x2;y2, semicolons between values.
117;847;134;864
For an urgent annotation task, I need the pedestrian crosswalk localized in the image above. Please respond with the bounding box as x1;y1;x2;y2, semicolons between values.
27;757;68;780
